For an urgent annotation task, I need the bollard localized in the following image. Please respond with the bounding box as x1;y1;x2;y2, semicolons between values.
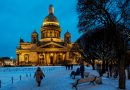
26;74;28;77
20;75;21;80
11;77;13;84
0;80;1;88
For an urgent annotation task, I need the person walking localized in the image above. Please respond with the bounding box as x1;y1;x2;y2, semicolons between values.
68;64;70;70
71;64;73;70
65;64;68;70
34;67;45;87
80;63;85;78
73;68;80;79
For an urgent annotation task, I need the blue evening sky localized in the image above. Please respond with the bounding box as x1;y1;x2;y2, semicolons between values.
0;0;81;59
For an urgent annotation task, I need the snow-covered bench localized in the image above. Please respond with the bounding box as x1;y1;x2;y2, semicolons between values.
84;72;90;77
70;72;90;79
72;75;97;90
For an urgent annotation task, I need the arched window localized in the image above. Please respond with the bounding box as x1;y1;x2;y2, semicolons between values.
54;32;56;37
50;32;52;37
57;33;59;37
24;54;29;63
56;32;58;38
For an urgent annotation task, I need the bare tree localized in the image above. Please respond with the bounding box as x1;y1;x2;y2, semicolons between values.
77;0;130;89
77;28;117;71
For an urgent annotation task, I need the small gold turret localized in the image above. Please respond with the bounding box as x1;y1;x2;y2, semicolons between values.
64;30;71;44
31;30;38;44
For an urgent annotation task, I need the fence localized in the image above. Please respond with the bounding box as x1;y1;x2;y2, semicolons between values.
0;73;32;88
0;66;63;89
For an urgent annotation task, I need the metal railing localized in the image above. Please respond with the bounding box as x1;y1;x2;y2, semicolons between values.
0;73;32;88
0;66;63;89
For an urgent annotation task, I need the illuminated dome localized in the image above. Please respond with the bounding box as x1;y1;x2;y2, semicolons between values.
41;4;62;42
43;5;59;26
44;14;58;22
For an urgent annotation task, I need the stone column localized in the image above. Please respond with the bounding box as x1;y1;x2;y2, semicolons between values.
66;52;69;60
54;53;57;64
55;53;57;64
47;53;50;65
37;53;39;65
16;54;19;65
46;53;48;65
44;53;47;65
52;31;54;37
62;53;65;61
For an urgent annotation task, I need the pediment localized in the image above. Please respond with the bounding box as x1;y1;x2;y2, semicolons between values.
39;42;65;48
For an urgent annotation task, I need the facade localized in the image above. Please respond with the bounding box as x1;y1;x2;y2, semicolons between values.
16;5;80;66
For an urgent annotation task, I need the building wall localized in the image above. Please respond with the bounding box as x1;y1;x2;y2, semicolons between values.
16;5;80;66
29;52;38;62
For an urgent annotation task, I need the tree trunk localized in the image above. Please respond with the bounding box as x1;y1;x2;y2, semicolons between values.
91;60;95;70
119;52;126;89
92;63;95;70
113;27;126;89
102;61;106;74
126;55;130;79
127;68;130;79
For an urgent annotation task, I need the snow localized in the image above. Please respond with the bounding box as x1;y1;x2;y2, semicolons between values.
0;66;130;90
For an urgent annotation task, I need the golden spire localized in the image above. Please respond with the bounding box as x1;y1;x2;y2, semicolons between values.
49;4;54;14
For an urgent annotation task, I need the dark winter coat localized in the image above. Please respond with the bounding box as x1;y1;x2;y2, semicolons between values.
75;68;80;74
34;69;45;82
80;64;85;72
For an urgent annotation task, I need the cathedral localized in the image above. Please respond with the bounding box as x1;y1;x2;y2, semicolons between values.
16;5;81;66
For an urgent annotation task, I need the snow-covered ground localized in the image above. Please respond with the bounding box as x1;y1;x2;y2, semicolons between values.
0;66;130;90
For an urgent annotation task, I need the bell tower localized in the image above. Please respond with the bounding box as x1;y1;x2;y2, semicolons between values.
31;30;38;44
64;30;71;44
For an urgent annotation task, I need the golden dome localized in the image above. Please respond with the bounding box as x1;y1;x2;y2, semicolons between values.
43;5;59;26
44;14;59;24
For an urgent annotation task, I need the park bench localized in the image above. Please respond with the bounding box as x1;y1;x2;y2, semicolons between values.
84;72;90;77
70;72;90;79
72;75;97;90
